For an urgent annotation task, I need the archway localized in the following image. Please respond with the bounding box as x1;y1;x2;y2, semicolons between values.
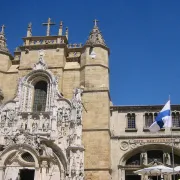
119;144;180;180
0;143;67;180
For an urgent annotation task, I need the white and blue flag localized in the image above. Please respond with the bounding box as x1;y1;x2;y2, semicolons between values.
149;100;171;132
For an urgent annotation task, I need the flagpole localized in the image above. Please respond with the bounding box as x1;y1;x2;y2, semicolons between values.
170;96;175;180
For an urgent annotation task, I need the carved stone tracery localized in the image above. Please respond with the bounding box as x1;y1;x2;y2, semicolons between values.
0;51;84;180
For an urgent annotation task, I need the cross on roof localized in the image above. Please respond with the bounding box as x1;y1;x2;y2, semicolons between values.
1;25;5;34
93;19;99;27
42;18;55;36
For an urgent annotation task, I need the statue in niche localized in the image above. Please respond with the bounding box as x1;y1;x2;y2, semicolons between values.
141;152;147;165
43;118;49;132
71;88;83;123
40;143;54;158
163;153;170;165
57;107;63;122
32;120;38;133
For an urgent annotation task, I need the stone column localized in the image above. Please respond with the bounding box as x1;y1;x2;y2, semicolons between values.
0;166;5;180
118;169;125;180
27;113;32;132
34;167;40;180
41;161;48;180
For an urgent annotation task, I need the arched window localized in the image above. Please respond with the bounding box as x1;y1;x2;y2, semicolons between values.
145;113;153;128
33;81;47;112
172;112;180;127
127;113;136;129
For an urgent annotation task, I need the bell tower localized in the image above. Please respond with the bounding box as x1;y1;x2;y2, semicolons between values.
80;20;111;180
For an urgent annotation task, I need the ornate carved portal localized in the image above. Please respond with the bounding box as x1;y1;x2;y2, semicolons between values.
0;51;84;180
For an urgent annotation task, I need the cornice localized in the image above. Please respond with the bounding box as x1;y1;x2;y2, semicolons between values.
110;104;180;112
111;134;180;139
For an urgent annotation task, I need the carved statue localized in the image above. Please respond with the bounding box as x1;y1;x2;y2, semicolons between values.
71;88;83;123
163;152;170;165
43;118;49;132
141;152;147;165
57;107;63;122
40;144;54;158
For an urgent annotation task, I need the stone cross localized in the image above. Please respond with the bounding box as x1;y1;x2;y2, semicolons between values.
1;25;5;34
42;18;55;36
93;19;99;27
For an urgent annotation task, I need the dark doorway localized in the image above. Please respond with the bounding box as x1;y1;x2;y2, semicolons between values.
125;174;141;180
125;171;141;180
148;176;161;180
20;169;35;180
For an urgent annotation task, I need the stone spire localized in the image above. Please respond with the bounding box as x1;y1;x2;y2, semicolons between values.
27;22;32;37
85;19;107;47
0;25;9;54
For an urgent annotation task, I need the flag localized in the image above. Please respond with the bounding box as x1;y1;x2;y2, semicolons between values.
149;100;171;132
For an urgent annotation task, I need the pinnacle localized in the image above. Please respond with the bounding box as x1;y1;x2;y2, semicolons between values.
85;20;107;47
0;25;9;54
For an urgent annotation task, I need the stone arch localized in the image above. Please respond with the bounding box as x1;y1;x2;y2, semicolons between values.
24;69;53;85
119;143;180;166
0;144;40;168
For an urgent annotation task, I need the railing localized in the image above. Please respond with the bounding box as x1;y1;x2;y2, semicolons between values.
68;43;82;48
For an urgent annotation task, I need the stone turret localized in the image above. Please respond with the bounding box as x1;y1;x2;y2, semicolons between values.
80;20;109;89
80;20;111;180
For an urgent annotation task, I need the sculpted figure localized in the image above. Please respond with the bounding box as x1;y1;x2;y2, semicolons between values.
40;143;54;158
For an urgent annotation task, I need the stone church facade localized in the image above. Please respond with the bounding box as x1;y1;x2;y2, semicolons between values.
0;18;110;180
0;18;179;180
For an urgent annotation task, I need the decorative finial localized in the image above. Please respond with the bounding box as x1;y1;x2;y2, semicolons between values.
93;19;99;27
42;18;55;36
65;27;68;40
27;22;32;37
28;22;32;29
1;25;5;34
58;21;63;36
60;21;63;27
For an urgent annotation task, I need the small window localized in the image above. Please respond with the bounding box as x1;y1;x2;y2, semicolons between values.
21;152;35;162
145;113;153;128
127;113;136;129
33;81;47;112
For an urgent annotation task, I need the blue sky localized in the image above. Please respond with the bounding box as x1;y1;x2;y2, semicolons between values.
1;0;180;105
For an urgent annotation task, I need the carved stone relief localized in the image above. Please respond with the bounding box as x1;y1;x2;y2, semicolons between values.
120;138;180;151
0;51;85;180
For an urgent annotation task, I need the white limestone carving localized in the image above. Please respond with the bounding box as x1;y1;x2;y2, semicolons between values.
0;53;84;180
